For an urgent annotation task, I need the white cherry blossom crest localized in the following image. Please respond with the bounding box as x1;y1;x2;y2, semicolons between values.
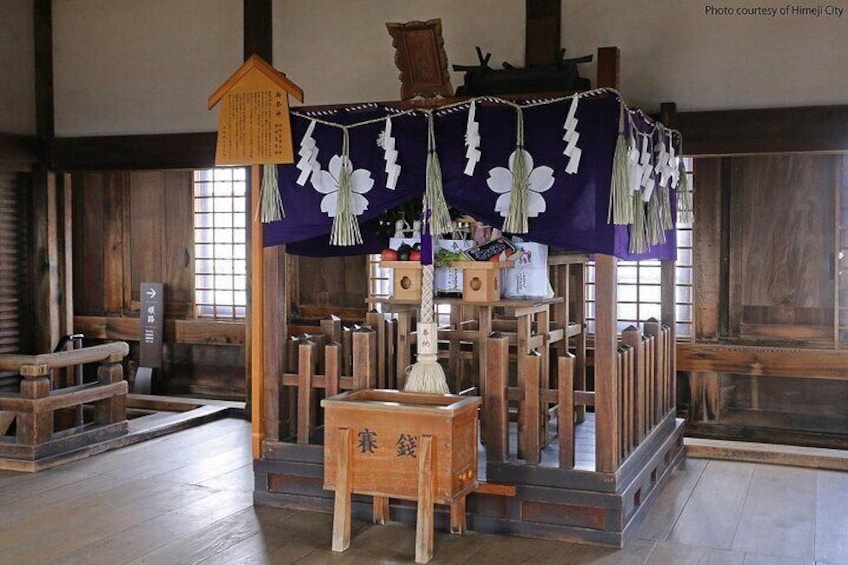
487;148;554;223
311;154;374;218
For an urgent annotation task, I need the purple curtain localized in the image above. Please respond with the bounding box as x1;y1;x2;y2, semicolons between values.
264;94;678;260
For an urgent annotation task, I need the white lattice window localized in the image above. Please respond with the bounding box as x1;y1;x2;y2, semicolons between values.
193;168;248;319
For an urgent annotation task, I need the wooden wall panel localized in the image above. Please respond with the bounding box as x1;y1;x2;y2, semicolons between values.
730;155;835;340
163;171;194;311
692;158;722;339
292;255;368;322
128;171;166;305
72;172;105;315
102;172;125;313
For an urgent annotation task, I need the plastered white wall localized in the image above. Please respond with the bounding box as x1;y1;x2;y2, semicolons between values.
0;0;35;135
563;1;848;112
47;0;848;136
273;0;525;106
53;0;242;136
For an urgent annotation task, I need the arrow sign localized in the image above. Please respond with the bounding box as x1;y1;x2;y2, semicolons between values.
138;282;164;394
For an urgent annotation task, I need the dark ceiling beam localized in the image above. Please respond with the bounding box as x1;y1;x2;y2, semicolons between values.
33;0;54;165
677;105;848;156
244;0;273;62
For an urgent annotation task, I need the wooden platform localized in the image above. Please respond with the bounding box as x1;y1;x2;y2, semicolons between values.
255;413;685;547
0;394;245;472
3;418;848;563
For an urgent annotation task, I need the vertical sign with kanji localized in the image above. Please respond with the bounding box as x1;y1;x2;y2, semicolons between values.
137;282;164;394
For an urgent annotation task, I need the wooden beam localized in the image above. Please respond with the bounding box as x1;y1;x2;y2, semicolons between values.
0;134;36;170
52;133;217;172
244;0;273;62
677;342;848;380
676;105;848;156
33;0;53;164
73;316;245;346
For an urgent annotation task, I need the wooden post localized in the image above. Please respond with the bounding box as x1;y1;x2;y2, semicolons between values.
366;310;387;388
373;496;390;525
18;368;52;447
415;435;435;564
450;495;467;535
520;352;541;465
325;344;341;399
247;165;265;457
95;353;127;424
297;342;314;444
594;254;620;472
332;428;352;552
352;329;375;390
485;336;509;462
622;326;644;444
557;353;575;468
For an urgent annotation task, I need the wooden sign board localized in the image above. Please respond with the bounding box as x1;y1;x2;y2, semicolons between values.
208;55;304;166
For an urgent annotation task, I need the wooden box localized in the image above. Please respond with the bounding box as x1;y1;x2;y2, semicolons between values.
322;389;481;504
454;261;510;303
383;261;423;301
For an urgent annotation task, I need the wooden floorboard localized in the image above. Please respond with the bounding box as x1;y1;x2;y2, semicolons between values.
0;418;846;564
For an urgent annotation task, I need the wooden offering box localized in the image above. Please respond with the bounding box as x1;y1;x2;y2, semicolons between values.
382;261;423;301
453;260;511;302
322;389;481;562
323;389;481;503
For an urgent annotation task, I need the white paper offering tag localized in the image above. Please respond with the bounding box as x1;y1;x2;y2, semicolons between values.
296;120;319;186
464;101;481;176
562;96;581;174
381;117;401;189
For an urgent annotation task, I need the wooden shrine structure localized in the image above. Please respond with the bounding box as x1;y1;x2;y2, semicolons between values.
219;48;685;550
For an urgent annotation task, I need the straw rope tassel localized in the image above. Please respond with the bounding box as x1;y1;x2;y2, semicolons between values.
608;104;632;225
676;142;693;224
504;107;529;234
423;114;452;236
329;129;363;246
258;164;284;223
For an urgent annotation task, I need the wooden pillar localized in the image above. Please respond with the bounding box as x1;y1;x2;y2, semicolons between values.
17;366;52;447
95;353;127;424
248;165;265;457
485;335;509;462
594;254;620;472
596;47;620;90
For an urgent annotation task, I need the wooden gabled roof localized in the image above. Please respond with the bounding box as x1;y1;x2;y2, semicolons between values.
208;54;304;110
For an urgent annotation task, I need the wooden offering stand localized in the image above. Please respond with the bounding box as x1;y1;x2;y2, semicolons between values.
322;389;481;563
382;260;513;302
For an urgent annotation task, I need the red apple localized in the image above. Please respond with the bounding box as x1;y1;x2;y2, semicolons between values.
381;248;398;261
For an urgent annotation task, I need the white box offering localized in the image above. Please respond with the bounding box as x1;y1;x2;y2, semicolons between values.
503;241;554;299
435;239;475;295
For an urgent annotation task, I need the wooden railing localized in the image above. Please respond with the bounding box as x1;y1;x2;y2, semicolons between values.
0;342;130;464
278;314;674;475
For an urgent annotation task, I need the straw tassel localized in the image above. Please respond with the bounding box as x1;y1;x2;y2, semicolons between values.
504;107;530;234
676;156;693;224
423;113;452;236
609;131;632;224
258;164;284;223
629;191;648;254
329;130;363;246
